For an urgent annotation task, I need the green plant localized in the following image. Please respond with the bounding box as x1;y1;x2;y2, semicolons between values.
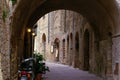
33;53;44;62
36;62;50;74
34;53;49;75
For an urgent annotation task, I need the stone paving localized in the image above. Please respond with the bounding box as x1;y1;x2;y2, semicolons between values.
44;62;103;80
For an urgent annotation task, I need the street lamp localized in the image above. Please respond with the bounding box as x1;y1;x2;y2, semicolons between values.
32;32;35;36
27;28;32;33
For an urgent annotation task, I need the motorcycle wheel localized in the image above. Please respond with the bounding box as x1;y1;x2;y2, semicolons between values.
20;76;28;80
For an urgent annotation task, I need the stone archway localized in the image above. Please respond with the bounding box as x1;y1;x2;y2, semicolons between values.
9;0;120;79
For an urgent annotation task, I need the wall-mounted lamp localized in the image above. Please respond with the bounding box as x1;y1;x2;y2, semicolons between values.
27;28;32;32
32;32;35;36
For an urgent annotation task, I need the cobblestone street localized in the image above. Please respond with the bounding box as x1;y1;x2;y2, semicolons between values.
44;62;102;80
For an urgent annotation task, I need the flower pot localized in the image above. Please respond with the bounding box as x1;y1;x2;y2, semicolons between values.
36;73;42;80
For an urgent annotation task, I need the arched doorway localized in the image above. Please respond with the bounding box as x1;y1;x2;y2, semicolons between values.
67;35;69;64
70;33;73;66
42;33;46;59
83;29;90;71
54;38;60;62
62;39;66;64
74;32;79;67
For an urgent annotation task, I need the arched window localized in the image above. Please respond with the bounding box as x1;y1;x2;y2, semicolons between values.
42;33;46;58
42;33;46;42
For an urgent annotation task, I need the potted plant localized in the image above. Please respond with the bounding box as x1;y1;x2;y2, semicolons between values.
34;53;49;80
36;62;49;80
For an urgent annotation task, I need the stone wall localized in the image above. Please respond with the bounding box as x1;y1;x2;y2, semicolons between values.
112;36;120;80
0;0;10;80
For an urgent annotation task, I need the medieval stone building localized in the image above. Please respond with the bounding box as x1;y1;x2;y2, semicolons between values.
0;0;120;80
35;10;112;79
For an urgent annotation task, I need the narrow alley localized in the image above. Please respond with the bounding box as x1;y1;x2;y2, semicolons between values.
44;62;102;80
1;0;120;80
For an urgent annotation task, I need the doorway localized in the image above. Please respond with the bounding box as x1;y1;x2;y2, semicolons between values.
83;29;90;71
54;38;60;62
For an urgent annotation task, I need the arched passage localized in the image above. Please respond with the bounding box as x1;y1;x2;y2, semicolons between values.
10;0;120;79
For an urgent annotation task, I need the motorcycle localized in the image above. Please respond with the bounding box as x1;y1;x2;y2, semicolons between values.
18;70;34;80
18;58;36;80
